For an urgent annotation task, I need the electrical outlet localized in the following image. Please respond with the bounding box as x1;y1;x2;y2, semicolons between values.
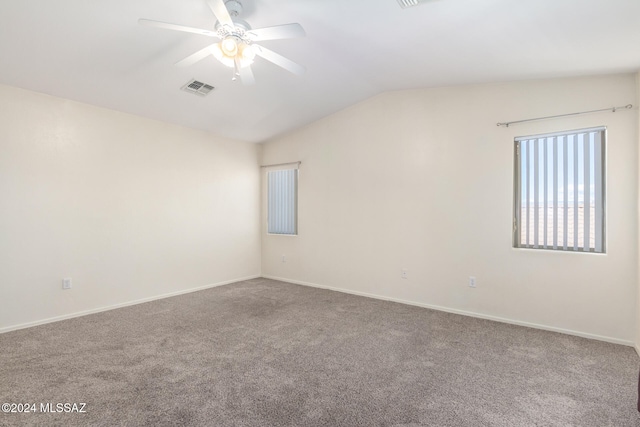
469;276;476;288
62;278;72;290
401;269;408;279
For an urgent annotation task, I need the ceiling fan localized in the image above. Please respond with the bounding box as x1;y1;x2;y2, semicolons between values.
139;0;306;85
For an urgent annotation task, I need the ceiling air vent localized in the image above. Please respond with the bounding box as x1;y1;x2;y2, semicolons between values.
181;79;215;97
397;0;420;8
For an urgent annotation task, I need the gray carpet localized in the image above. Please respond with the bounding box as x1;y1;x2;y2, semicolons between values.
1;278;638;426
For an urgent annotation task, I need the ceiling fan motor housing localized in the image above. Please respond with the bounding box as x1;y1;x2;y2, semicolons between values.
224;0;243;17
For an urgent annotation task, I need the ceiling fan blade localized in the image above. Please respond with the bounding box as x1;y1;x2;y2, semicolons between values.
206;0;233;27
175;44;216;67
239;64;256;85
138;19;218;37
253;45;305;76
247;23;306;41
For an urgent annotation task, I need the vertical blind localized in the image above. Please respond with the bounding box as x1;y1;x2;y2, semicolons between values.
514;127;605;253
267;169;298;235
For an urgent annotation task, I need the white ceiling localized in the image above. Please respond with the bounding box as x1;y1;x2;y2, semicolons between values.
1;0;639;143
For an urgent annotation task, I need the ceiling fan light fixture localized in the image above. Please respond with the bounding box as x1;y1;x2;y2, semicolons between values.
239;43;255;62
210;41;254;68
221;36;239;57
210;43;234;67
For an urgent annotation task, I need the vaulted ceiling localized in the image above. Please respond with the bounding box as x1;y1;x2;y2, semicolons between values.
1;0;639;143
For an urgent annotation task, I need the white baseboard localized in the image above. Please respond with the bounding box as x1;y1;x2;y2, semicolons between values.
263;275;634;348
0;275;261;334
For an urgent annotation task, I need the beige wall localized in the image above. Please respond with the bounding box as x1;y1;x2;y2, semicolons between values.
2;74;638;345
0;84;261;332
261;74;638;345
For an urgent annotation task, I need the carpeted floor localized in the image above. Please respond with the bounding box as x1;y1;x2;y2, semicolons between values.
1;278;638;426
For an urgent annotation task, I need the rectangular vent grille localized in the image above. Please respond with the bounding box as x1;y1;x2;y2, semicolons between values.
181;79;215;97
397;0;420;8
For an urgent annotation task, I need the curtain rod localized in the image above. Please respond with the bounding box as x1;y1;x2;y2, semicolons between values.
497;104;633;128
260;161;301;168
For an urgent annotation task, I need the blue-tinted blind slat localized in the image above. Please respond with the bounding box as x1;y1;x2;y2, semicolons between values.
515;127;605;253
267;169;297;235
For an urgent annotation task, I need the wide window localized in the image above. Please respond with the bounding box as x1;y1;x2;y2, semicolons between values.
513;127;605;253
267;169;298;235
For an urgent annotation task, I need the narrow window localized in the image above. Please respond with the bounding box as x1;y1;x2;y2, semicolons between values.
267;169;298;235
513;127;605;253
